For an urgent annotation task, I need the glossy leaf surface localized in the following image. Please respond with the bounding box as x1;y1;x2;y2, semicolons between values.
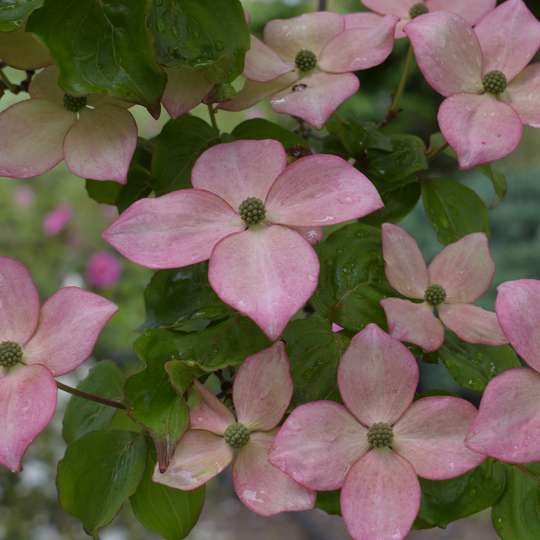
0;0;43;31
231;118;308;149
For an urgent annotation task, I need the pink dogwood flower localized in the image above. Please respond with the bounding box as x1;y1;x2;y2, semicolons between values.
153;342;316;516
103;139;383;340
0;255;118;472
353;0;495;39
380;224;508;352
269;324;485;540
86;251;123;289
466;279;540;463
0;65;137;182
218;12;399;130
405;0;540;169
42;204;73;236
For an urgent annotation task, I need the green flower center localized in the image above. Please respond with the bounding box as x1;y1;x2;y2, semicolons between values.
0;341;23;368
409;3;429;18
238;197;266;225
223;422;250;449
482;70;507;95
424;284;447;306
63;94;87;113
295;49;317;72
367;422;394;448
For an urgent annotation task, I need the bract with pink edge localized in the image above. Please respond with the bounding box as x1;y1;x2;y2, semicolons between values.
380;223;508;352
0;255;118;472
269;324;485;540
103;139;383;341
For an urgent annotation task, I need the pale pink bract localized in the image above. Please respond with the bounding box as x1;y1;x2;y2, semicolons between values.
405;0;540;169
0;65;137;182
103;139;383;341
380;223;508;352
152;342;316;516
269;324;485;540
218;12;399;130
466;279;540;463
0;255;118;472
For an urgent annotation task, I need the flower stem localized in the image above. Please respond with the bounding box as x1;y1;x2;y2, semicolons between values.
390;44;414;113
208;105;220;136
318;0;327;10
56;381;126;410
0;65;19;93
426;141;449;162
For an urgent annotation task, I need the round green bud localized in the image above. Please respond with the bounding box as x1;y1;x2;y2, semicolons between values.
223;422;250;449
295;49;317;72
409;3;429;18
482;70;507;95
424;283;447;306
238;197;266;225
367;422;394;448
63;94;87;113
0;341;23;368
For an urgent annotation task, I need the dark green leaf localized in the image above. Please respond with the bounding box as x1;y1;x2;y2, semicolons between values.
359;176;420;227
340;114;393;159
319;135;350;159
27;0;166;117
57;430;147;535
231;118;308;149
127;336;190;472
86;138;153;211
421;178;490;245
131;434;205;540
149;116;219;196
148;0;249;83
361;134;428;183
282;318;350;407
63;360;125;444
134;315;272;373
438;330;521;394
316;489;342;516
411;516;436;530
311;223;397;333
0;0;43;31
492;463;540;538
418;459;506;528
474;163;507;208
139;263;233;331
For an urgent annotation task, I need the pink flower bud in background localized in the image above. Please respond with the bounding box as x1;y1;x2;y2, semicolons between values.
42;204;73;236
245;108;267;120
14;185;35;207
86;251;123;289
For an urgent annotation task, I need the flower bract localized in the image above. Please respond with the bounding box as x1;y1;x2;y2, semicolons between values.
152;342;316;516
380;223;508;351
103;139;383;341
268;324;485;540
405;0;540;168
0;255;118;472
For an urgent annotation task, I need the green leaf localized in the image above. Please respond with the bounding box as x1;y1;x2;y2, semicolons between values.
57;430;147;535
361;134;428;183
359;176;420;227
421;178;490;245
0;0;42;31
492;463;540;538
418;459;506;528
148;0;249;83
315;489;342;516
127;335;190;471
134;316;272;373
86;138;153;211
63;360;126;444
282;318;350;407
149;116;219;196
26;0;166;118
319;135;350;159
130;434;205;540
474;163;507;208
231;118;308;149
340;114;393;158
139;263;233;331
438;330;521;394
411;516;436;530
311;223;397;333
